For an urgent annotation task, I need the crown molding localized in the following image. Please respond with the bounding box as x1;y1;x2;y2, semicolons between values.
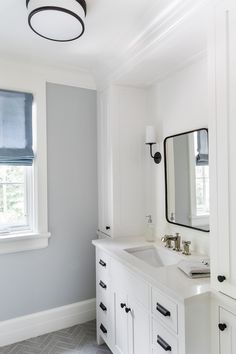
0;56;96;90
99;0;210;88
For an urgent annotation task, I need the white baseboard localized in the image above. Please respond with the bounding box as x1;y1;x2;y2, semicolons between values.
0;298;96;347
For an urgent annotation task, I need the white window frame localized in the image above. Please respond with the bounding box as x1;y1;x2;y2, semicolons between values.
0;69;51;254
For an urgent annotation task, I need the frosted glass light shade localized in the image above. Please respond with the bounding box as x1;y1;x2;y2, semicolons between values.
26;0;87;42
145;126;156;144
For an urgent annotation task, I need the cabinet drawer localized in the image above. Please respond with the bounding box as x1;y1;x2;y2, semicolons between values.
152;288;178;333
96;249;110;277
153;319;178;354
111;260;149;308
97;297;110;322
98;321;110;341
97;278;110;304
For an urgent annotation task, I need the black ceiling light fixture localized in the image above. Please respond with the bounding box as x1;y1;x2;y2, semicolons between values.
26;0;87;42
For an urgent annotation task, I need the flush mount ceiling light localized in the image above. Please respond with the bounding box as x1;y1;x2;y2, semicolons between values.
26;0;87;42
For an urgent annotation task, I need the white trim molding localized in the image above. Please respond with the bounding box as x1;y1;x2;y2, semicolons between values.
0;298;96;347
0;232;51;255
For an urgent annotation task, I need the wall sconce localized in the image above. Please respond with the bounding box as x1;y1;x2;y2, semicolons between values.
145;126;162;164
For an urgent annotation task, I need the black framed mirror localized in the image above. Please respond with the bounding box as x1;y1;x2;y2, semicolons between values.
164;128;209;232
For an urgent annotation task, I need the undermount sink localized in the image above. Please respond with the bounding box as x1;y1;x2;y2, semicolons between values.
125;245;181;268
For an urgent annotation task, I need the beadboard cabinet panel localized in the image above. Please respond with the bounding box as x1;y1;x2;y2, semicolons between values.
210;0;236;300
97;86;148;239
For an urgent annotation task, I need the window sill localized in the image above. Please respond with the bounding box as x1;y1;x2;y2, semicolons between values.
0;232;51;255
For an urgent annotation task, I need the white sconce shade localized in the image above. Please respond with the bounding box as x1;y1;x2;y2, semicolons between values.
26;0;87;42
145;126;156;144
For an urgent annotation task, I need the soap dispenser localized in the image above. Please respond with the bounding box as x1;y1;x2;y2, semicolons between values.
145;215;155;242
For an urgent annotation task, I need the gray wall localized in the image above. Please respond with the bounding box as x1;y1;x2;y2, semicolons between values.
174;134;191;226
0;83;97;321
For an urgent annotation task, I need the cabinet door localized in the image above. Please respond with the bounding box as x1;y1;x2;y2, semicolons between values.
113;289;129;354
219;308;236;354
128;296;150;354
97;90;113;236
211;0;236;299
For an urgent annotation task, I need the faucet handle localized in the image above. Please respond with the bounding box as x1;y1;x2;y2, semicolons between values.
182;240;191;255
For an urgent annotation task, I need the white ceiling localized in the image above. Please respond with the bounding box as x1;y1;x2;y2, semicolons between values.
0;0;208;86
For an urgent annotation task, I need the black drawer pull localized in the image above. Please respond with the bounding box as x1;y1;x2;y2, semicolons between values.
99;259;106;267
157;335;171;351
156;302;171;317
217;275;226;283
125;307;131;314
218;323;227;331
100;302;107;312
120;303;126;309
100;324;107;334
99;281;107;289
106;226;111;230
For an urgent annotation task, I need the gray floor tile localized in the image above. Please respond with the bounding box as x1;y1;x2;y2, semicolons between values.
0;321;112;354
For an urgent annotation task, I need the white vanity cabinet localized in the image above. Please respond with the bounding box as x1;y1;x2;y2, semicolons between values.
96;248;113;347
95;247;150;354
94;242;210;354
219;308;236;354
211;294;236;354
210;0;236;300
111;259;150;354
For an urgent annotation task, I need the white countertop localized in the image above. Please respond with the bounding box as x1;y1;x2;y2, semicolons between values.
92;237;211;303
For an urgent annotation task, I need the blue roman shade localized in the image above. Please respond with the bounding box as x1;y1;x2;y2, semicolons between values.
0;89;34;166
196;130;208;166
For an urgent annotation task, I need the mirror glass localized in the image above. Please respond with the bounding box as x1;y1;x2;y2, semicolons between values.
164;129;209;232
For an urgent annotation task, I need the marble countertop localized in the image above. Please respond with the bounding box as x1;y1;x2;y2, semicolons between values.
92;237;211;303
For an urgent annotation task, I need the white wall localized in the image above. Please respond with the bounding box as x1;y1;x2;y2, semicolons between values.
147;57;209;255
111;86;149;237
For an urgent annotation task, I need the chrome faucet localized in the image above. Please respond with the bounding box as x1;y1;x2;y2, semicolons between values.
161;235;173;248
161;233;181;251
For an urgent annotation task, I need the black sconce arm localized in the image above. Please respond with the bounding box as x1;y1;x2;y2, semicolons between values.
146;143;162;164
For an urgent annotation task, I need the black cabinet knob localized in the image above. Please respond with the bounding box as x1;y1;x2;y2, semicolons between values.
120;303;126;309
217;275;226;283
125;307;131;313
218;323;227;331
106;226;111;230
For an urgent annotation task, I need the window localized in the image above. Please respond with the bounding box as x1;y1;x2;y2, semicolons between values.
0;66;51;254
194;131;209;216
195;165;209;216
0;165;31;233
0;89;34;235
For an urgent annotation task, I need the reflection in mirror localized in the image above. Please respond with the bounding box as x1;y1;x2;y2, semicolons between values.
164;129;209;232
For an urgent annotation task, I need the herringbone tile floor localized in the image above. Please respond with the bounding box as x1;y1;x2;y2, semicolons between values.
0;321;112;354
